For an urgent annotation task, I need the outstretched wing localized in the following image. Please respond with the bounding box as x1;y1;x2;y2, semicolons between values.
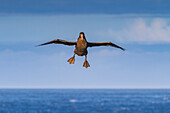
87;42;125;51
37;39;77;46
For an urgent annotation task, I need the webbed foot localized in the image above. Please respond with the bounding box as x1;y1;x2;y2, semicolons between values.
67;56;75;64
83;60;90;68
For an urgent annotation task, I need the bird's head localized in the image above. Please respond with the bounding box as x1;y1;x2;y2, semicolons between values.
79;32;85;39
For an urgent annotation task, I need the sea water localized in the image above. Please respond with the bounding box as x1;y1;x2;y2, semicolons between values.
0;89;170;113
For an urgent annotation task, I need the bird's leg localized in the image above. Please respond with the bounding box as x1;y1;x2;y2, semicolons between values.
67;53;75;64
83;55;90;68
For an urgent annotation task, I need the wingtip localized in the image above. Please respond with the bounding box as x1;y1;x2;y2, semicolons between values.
35;44;42;47
120;47;126;51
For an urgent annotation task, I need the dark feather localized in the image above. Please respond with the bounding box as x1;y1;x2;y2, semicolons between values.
36;39;77;47
87;42;125;51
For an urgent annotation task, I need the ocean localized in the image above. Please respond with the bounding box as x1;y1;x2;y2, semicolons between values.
0;89;170;113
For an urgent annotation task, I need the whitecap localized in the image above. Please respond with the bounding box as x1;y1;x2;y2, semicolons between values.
163;97;169;100
120;107;130;111
69;99;77;103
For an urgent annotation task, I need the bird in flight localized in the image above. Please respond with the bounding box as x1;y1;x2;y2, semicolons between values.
37;32;125;68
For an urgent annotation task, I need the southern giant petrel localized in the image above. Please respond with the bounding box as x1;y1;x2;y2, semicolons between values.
37;32;125;68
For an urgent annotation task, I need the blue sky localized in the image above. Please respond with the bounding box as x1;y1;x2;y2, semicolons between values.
0;0;170;88
1;0;170;14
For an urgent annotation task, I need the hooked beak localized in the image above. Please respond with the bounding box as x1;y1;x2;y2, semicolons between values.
80;34;84;38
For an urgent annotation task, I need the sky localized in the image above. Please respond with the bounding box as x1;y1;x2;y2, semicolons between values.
0;0;170;88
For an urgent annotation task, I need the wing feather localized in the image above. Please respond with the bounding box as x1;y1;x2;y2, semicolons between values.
87;42;125;51
37;39;77;46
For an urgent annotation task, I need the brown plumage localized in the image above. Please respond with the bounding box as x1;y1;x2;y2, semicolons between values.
37;32;125;68
37;39;77;46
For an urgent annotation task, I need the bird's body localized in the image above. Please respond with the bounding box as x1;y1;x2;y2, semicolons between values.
75;36;88;56
37;32;125;68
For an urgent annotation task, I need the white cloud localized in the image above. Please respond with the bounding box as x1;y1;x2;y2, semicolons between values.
106;18;170;44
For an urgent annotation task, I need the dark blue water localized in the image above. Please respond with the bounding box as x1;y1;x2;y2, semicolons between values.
0;89;170;113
